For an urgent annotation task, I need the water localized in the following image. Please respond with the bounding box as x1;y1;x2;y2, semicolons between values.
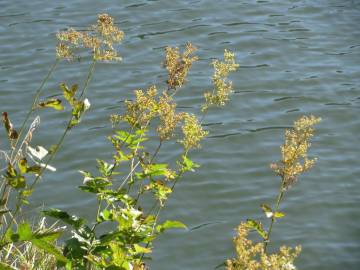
1;0;359;269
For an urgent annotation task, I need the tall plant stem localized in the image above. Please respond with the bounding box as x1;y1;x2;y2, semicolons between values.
264;178;285;253
10;60;59;161
0;60;96;244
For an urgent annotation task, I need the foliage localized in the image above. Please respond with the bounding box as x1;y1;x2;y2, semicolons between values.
0;12;321;270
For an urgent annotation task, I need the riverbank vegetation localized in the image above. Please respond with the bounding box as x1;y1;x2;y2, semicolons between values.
0;14;320;270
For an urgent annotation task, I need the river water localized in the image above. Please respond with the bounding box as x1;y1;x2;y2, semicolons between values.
1;0;359;269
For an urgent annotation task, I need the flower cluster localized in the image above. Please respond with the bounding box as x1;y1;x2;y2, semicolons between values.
56;13;124;61
202;49;239;111
117;86;159;128
157;93;186;141
226;223;301;270
271;115;321;190
111;85;207;151
163;42;198;90
179;113;208;153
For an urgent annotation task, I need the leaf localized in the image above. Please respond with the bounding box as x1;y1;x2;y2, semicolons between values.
31;238;68;262
18;158;28;174
61;83;78;106
27;165;42;174
133;244;152;254
0;262;16;270
2;112;18;140
5;163;25;189
246;219;268;240
34;231;62;242
180;155;200;172
97;159;114;177
37;98;64;111
274;211;286;218
261;203;273;218
42;208;85;230
20;189;34;198
98;209;113;222
143;163;169;177
17;222;33;241
70;99;91;128
156;220;187;233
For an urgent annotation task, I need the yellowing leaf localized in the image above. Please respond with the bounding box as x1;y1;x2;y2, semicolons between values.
274;211;286;218
37;98;64;111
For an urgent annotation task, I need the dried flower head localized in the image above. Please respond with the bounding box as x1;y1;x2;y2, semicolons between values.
226;222;301;270
202;49;239;111
164;42;198;90
271;115;321;190
56;14;124;61
179;113;208;152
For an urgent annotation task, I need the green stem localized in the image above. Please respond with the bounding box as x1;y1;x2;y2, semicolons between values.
0;60;96;246
10;60;59;161
264;178;285;253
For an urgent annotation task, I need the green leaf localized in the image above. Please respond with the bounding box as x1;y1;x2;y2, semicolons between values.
18;222;33;241
37;98;64;111
27;165;42;174
31;238;68;263
180;155;200;172
274;211;286;218
70;99;90;128
246;219;268;240
20;189;34;198
34;231;62;242
156;220;187;233
42;208;85;229
61;83;78;106
133;244;152;254
143;163;169;177
5;164;25;189
18;158;28;174
98;209;113;222
97;159;114;177
0;262;16;270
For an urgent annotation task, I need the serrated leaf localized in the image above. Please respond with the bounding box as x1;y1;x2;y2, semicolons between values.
37;98;64;111
42;208;85;230
246;219;268;240
34;231;62;242
156;220;187;233
30;238;68;262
